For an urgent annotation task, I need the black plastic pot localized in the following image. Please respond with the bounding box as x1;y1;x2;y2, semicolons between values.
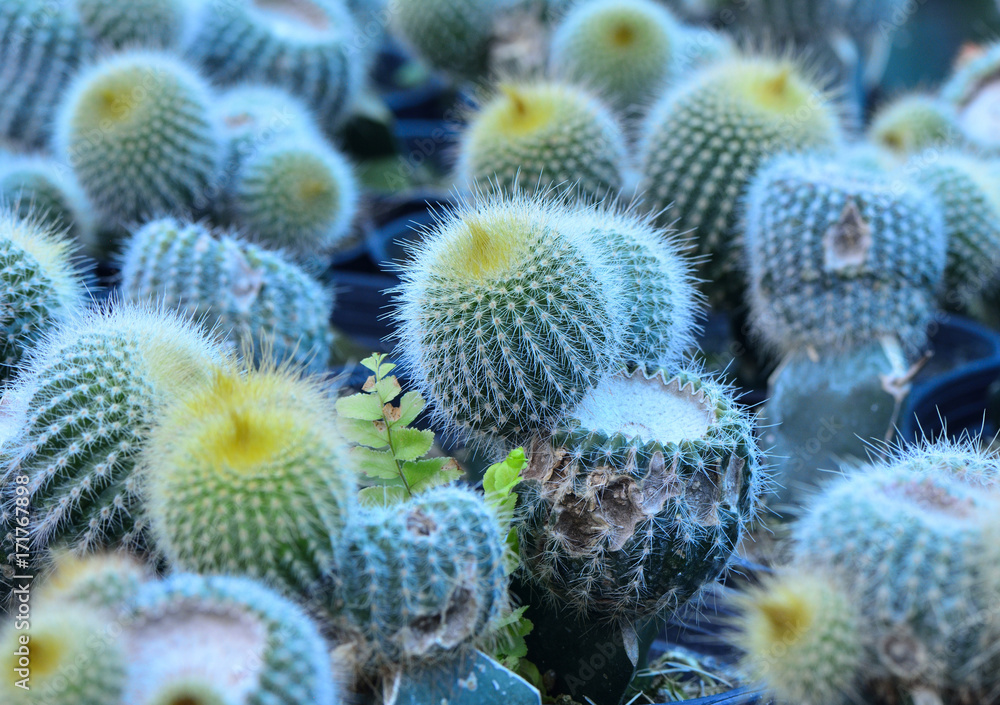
328;270;399;353
367;190;457;272
374;40;453;121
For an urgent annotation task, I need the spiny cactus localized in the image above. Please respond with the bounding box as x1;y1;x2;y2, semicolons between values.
186;0;361;129
392;0;502;79
518;365;764;622
637;56;842;306
908;151;1000;311
36;550;150;611
0;602;125;704
0;155;98;256
549;0;681;114
870;94;963;159
744;153;946;355
145;363;353;606
336;484;508;667
0;1;94;149
941;41;1000;152
123;573;338;705
791;441;1000;700
0;303;228;554
233;136;358;257
120;217;335;372
75;0;188;49
731;567;863;705
393;192;627;446
457;80;627;202
54;50;220;226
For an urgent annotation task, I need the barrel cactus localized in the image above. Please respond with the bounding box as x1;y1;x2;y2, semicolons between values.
941;41;1000;153
36;550;150;611
75;0;188;49
391;0;503;79
870;94;963;160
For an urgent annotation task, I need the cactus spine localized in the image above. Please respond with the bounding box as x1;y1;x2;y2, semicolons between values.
75;0;187;49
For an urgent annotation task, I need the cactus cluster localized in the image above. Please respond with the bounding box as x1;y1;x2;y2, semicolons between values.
75;0;188;49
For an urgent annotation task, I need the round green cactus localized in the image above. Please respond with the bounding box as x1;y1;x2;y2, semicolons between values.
336;485;508;667
76;0;188;49
518;365;764;621
122;573;338;705
941;41;1000;152
186;0;362;129
145;364;353;606
54;50;220;226
744;153;946;355
637;55;842;306
0;1;94;149
393;192;627;445
869;94;963;160
457;80;627;202
549;0;681;114
120;217;335;372
391;0;502;79
0;303;228;554
36;551;150;611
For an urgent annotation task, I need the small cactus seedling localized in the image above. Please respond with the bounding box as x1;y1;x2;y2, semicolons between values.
392;0;502;79
457;80;627;202
35;550;150;611
549;0;681;114
908;151;1000;311
122;573;339;705
120;217;335;373
233;136;359;257
336;484;509;668
731;567;863;705
518;365;764;622
744;152;946;355
637;55;842;306
393;192;627;446
0;210;86;380
941;41;1000;152
186;0;362;129
145;363;354;605
870;94;963;159
0;1;94;149
0;303;228;554
0;601;126;704
54;50;221;226
76;0;188;49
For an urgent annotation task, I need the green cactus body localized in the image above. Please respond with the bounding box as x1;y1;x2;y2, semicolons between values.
637;57;842;306
38;551;150;611
870;94;963;160
123;573;338;705
187;0;361;129
0;155;98;256
336;485;508;667
0;211;85;381
0;304;227;554
908;152;1000;311
457;80;626;202
392;0;500;79
233;136;358;257
76;0;187;49
762;339;909;508
0;1;94;149
518;365;764;621
792;443;1000;698
120;218;335;372
744;153;946;355
54;50;220;226
549;0;681;114
145;365;353;605
393;193;627;446
941;42;1000;152
0;603;126;704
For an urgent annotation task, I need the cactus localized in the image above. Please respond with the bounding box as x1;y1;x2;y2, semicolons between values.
870;94;963;159
517;365;764;622
457;80;626;202
36;551;149;611
549;0;681;114
393;192;627;446
0;155;98;256
75;0;187;49
0;211;86;382
731;567;863;705
147;681;229;705
672;24;735;75
186;0;361;129
790;442;1000;700
145;363;353;605
0;303;228;555
233;136;358;257
336;485;508;667
122;573;338;705
391;0;501;79
908;151;1000;311
941;41;1000;152
0;1;94;149
120;217;335;372
744;153;947;356
637;56;842;306
54;50;220;227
